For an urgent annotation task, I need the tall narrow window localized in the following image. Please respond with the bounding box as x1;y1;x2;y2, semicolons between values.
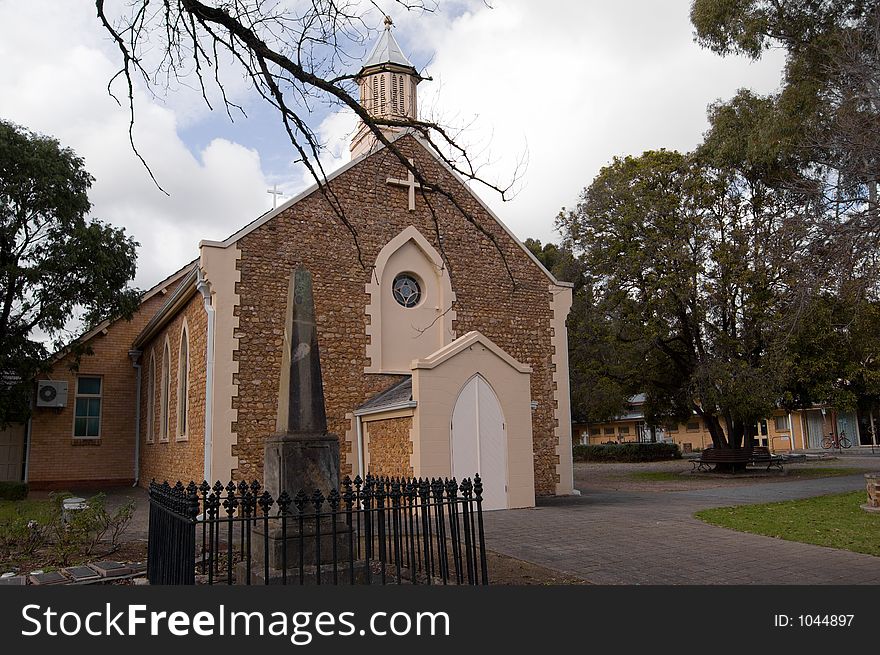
73;376;102;439
177;326;189;438
160;340;170;441
146;354;156;443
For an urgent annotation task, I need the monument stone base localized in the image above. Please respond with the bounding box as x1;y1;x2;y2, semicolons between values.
263;431;340;500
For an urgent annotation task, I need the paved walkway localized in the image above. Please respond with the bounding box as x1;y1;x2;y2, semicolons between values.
482;474;880;584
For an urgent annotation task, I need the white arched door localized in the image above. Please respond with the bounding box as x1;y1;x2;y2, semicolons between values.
451;375;507;510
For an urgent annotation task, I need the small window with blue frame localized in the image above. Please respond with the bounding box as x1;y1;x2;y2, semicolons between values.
73;376;102;438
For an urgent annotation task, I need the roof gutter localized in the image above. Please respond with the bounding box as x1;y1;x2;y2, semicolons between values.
354;400;417;417
133;267;199;349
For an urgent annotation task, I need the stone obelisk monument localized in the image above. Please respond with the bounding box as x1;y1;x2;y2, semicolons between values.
263;265;340;498
244;265;348;583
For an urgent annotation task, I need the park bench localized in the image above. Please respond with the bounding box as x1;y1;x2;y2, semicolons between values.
691;447;753;471
749;446;784;471
692;446;784;472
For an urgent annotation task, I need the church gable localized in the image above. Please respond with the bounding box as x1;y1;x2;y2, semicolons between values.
222;133;568;495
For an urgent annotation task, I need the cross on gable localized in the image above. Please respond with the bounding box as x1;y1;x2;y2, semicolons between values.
386;158;433;211
267;184;285;209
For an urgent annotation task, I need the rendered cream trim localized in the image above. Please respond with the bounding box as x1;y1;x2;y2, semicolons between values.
199;243;242;481
410;331;535;508
550;284;575;495
411;330;531;374
365;226;455;374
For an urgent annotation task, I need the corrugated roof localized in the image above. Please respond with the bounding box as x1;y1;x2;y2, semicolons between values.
362;18;414;70
357;377;413;413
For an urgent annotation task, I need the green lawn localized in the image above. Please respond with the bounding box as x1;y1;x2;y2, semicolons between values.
630;467;870;482
696;491;880;557
0;499;53;525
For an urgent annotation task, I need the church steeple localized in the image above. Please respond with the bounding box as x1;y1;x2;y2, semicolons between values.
350;16;422;158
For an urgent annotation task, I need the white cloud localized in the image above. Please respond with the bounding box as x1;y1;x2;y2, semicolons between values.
408;0;788;243
0;0;788;293
0;0;270;288
308;1;786;245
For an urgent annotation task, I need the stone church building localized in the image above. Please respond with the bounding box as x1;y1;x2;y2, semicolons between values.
14;22;575;509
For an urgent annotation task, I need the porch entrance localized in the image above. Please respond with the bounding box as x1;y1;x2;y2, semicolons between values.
451;375;508;511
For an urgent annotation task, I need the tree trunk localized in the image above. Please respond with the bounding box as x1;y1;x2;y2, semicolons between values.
704;413;727;448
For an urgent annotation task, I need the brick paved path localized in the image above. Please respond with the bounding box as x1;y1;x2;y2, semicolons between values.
482;474;880;584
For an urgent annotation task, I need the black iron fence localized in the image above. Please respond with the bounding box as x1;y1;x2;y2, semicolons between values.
147;474;489;586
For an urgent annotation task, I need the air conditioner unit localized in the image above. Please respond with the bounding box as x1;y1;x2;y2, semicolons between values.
36;380;68;408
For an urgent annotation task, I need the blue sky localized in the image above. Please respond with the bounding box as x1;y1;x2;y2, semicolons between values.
0;1;786;288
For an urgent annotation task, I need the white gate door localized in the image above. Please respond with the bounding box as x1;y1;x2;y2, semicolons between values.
451;375;507;510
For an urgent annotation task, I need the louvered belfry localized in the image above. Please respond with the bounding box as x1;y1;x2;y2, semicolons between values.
350;15;425;157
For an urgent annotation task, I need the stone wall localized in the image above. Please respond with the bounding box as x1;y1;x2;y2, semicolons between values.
232;135;561;495
365;416;413;478
138;292;208;486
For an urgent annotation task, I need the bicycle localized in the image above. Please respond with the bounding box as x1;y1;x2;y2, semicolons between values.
821;431;852;449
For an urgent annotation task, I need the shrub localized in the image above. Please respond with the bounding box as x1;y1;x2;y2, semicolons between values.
43;492;137;565
0;515;46;560
573;442;682;463
0;481;28;500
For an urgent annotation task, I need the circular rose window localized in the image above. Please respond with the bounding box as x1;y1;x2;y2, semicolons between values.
392;273;421;308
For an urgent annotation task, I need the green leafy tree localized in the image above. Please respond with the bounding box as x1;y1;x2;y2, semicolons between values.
0;120;140;425
557;145;812;452
691;0;880;283
785;293;880;412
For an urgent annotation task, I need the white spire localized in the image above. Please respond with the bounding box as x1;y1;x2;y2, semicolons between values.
361;16;415;70
350;16;422;158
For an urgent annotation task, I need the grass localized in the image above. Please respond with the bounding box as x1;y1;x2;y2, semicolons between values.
696;491;880;557
629;467;871;482
0;499;53;525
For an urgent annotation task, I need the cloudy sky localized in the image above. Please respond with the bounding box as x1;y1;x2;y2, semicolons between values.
0;0;786;289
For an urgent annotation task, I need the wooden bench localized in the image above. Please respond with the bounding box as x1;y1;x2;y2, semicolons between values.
692;446;784;471
749;446;784;471
692;448;753;471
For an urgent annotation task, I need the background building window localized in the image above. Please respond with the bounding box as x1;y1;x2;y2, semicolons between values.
618;426;630;435
774;415;790;431
603;427;615;435
686;421;700;431
73;376;102;438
